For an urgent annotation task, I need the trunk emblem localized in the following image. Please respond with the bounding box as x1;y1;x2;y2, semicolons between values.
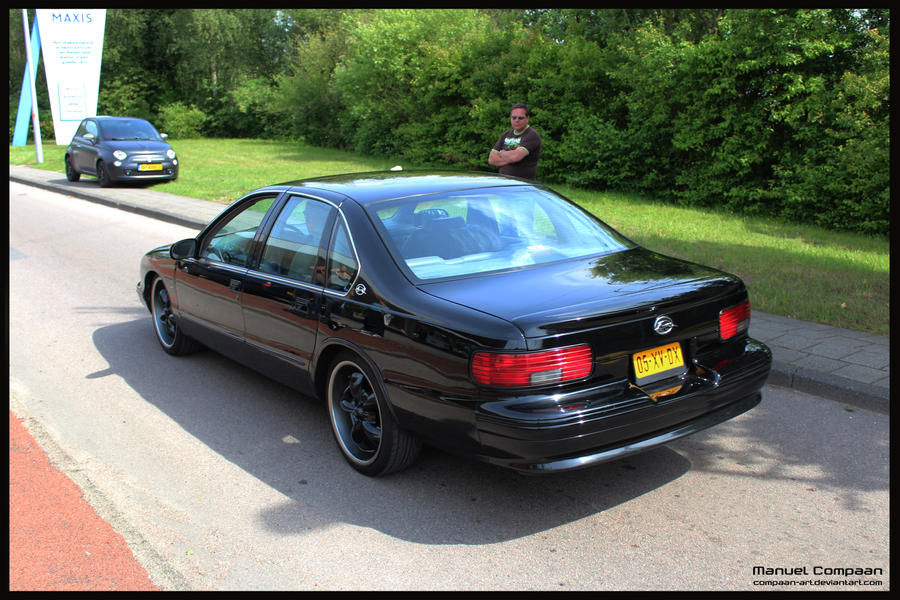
653;315;675;335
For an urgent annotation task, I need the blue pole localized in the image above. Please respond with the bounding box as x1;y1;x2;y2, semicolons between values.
12;15;41;147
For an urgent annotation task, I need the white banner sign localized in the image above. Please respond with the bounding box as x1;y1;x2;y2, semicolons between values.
36;9;106;145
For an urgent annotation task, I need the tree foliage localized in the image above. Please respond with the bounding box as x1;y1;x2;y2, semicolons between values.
8;8;889;234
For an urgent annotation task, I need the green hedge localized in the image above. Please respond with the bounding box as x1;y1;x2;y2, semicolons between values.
14;9;882;234
272;9;888;235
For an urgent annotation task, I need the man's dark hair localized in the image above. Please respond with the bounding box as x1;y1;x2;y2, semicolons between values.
511;103;531;116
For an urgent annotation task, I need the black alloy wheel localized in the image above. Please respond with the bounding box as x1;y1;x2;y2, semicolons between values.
97;161;112;187
65;156;80;182
327;352;420;476
150;277;200;356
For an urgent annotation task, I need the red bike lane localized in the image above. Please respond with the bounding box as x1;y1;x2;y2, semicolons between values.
9;410;161;591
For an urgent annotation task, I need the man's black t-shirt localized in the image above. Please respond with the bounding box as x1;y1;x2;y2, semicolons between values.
492;126;542;180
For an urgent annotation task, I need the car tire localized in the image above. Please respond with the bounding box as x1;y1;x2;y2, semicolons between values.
150;277;201;356
97;161;112;187
64;156;80;182
326;351;421;476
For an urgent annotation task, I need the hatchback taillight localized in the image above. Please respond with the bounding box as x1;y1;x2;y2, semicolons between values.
470;344;593;387
719;300;750;340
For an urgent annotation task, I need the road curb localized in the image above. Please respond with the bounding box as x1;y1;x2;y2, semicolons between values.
10;172;208;230
767;360;889;414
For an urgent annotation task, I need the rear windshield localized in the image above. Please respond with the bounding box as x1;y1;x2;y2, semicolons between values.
367;186;633;281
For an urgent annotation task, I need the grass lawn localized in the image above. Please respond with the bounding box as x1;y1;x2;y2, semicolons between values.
10;139;889;336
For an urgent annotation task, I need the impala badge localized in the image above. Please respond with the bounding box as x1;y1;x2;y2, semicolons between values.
653;315;675;335
354;283;367;296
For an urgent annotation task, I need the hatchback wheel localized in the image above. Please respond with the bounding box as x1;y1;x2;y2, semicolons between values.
327;352;420;476
97;161;112;187
150;277;200;356
65;156;80;182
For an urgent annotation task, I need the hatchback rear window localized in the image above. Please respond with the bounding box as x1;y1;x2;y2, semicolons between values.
367;186;633;281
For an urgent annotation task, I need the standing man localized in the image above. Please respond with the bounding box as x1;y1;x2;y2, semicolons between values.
488;103;542;180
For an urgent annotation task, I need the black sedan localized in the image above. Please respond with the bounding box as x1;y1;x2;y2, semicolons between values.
137;171;771;476
66;116;178;187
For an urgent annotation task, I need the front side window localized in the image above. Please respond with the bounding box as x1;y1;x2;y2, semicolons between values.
368;186;633;281
258;196;334;284
199;195;277;267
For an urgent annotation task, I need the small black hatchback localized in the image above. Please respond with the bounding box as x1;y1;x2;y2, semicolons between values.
65;116;179;187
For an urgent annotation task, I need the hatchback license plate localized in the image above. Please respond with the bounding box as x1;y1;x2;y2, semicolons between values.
633;342;685;382
139;163;163;171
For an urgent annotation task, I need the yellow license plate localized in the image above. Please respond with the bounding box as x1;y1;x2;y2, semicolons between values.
633;342;685;382
138;163;163;171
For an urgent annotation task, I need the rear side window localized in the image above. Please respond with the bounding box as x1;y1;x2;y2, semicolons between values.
326;219;359;293
367;186;632;281
258;196;334;284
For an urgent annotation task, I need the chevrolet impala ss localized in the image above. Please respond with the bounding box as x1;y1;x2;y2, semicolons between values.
137;171;771;476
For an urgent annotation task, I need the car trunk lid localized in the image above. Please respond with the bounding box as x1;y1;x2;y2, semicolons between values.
418;248;745;339
419;247;750;390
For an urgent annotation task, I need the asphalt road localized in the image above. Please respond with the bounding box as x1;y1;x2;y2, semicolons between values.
9;182;890;590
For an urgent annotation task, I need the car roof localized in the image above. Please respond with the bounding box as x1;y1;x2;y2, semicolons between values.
88;116;153;123
276;170;537;205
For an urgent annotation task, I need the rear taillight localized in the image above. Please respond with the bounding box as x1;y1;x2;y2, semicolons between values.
470;344;593;387
719;300;750;340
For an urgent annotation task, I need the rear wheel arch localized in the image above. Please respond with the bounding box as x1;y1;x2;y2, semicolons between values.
324;347;420;476
313;340;390;408
64;155;80;181
313;342;345;402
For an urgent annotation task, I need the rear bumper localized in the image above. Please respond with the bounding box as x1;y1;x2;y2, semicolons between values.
482;391;761;473
467;338;771;472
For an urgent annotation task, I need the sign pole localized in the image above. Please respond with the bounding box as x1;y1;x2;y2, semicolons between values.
12;16;41;146
21;9;43;163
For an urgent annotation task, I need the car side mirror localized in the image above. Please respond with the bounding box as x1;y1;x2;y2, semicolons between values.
160;133;169;139
170;238;197;260
84;133;96;143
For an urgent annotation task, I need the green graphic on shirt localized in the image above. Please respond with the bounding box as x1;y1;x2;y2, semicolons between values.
503;136;522;150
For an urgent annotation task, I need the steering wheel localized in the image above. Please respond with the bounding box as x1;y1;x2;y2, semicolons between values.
205;244;232;263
